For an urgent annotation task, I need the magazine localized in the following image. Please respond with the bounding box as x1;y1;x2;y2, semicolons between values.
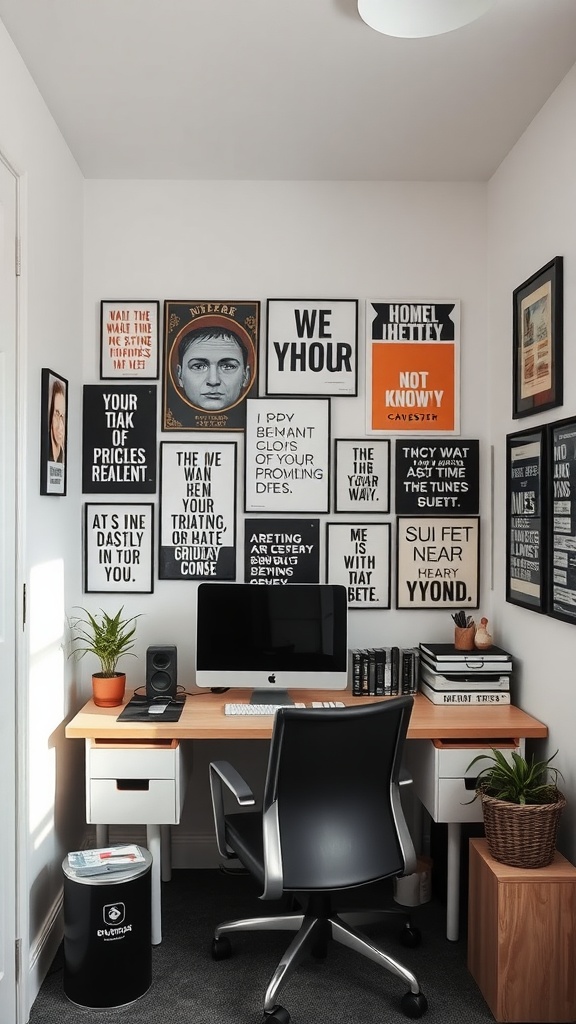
67;844;145;877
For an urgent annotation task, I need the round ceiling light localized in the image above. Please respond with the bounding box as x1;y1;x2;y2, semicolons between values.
357;0;497;38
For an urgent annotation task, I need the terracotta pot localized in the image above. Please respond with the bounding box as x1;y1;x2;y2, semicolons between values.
92;672;126;708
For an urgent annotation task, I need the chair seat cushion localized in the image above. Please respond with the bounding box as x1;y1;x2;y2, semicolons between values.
225;812;265;885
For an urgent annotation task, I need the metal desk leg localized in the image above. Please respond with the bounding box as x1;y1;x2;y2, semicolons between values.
95;824;109;847
146;824;162;945
161;825;172;882
446;822;461;941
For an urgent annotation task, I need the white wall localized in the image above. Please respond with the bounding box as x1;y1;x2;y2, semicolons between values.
488;63;576;863
0;19;85;1018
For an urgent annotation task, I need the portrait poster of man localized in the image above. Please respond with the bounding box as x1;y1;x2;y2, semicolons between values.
162;300;260;431
40;368;68;496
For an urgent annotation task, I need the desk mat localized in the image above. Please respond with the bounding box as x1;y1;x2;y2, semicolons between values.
116;696;184;723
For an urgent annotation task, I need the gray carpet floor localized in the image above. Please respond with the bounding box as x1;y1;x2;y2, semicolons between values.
29;869;495;1024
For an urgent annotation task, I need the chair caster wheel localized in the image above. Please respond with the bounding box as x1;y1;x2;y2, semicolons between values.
400;924;422;948
401;991;428;1018
263;1005;290;1024
211;935;232;960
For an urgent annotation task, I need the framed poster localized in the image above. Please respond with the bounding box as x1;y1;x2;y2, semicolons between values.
326;522;391;608
334;439;390;513
162;300;259;431
513;257;563;419
40;368;68;496
266;299;358;396
244;398;330;513
84;503;154;593
506;428;546;613
100;300;160;379
395;438;479;515
244;518;320;584
82;384;157;494
159;441;237;580
396;515;480;609
547;417;576;624
366;299;460;434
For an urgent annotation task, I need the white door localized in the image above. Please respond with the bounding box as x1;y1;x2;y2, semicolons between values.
0;154;19;1022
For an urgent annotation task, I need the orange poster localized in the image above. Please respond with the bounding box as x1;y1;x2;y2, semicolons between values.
366;300;460;434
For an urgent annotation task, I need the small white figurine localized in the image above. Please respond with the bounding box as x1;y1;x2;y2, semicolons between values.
474;617;493;650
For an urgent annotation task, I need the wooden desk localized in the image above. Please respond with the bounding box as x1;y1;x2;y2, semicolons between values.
65;690;547;945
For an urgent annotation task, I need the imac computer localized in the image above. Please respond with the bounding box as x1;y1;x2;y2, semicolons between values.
195;582;348;702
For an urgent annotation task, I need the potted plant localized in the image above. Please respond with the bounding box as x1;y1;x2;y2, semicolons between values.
69;606;141;707
466;748;566;868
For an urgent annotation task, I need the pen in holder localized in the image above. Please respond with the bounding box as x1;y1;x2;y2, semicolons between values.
451;610;476;651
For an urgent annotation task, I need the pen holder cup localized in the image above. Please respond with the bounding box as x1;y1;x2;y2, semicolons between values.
454;625;475;651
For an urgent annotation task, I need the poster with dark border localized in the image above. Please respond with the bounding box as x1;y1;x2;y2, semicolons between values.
512;257;563;419
395;438;479;514
100;300;160;380
506;427;546;613
159;441;237;580
244;397;330;513
334;439;390;514
82;384;157;493
396;516;480;609
40;368;68;496
162;300;259;431
84;503;154;593
244;518;320;584
325;522;391;608
266;299;358;396
548;417;576;623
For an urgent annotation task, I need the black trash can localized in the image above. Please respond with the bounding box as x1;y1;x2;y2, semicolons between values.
62;846;153;1009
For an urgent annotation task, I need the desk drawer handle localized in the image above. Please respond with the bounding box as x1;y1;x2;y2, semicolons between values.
116;779;150;791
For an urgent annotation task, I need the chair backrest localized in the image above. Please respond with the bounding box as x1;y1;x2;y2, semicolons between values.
261;696;415;893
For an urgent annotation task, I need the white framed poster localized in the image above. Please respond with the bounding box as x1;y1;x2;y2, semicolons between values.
396;515;480;609
266;299;358;396
159;441;237;580
100;300;159;379
334;439;390;513
326;522;391;609
84;503;154;593
244;398;330;513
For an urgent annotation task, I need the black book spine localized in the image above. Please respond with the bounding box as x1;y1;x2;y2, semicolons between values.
374;648;385;696
351;649;362;696
360;650;370;695
391;646;400;695
401;648;413;695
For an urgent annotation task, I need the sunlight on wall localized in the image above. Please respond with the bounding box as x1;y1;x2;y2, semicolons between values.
28;559;66;843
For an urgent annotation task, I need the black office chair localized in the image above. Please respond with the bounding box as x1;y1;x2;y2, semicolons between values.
209;696;428;1022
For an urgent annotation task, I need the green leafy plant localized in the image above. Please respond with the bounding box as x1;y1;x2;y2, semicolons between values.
466;748;563;805
69;607;140;677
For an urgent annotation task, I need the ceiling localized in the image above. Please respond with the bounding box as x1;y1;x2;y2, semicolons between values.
1;0;576;181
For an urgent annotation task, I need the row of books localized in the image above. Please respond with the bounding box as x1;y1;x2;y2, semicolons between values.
350;647;420;696
417;642;513;706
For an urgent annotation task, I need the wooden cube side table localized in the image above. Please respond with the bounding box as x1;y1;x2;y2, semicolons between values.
468;838;576;1023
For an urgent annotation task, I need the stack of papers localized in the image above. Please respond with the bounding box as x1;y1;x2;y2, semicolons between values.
67;844;145;876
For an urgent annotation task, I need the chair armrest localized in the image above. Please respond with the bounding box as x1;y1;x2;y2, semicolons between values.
209;760;256;860
399;767;413;786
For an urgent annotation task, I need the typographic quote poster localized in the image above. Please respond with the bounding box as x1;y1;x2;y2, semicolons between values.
244;519;320;584
334;440;390;513
244;398;330;513
396;516;479;609
84;503;154;593
159;441;237;580
100;300;159;379
82;384;157;494
395;439;479;514
326;522;391;609
549;418;576;623
506;430;545;612
366;300;460;434
266;299;358;396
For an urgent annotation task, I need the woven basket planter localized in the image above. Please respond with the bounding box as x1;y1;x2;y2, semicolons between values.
480;789;566;868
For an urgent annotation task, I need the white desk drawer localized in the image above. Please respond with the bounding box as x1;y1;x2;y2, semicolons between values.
435;778;483;823
89;743;179;780
89;778;180;825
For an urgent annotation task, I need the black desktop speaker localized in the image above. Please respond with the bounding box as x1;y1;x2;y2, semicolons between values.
146;645;177;698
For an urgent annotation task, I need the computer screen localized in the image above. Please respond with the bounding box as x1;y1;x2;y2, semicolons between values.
195;582;348;697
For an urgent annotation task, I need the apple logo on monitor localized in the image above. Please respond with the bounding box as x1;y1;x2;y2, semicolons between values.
268;674;276;685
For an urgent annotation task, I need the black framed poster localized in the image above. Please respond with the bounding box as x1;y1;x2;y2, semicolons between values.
325;522;391;609
512;256;563;419
244;518;320;584
396;516;480;609
266;299;358;396
82;384;157;493
244;398;330;513
40;368;68;496
84;503;154;593
395;438;479;514
159;441;237;580
334;439;390;514
548;417;576;624
506;427;546;613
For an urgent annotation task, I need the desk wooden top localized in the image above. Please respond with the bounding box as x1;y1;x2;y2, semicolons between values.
65;690;547;743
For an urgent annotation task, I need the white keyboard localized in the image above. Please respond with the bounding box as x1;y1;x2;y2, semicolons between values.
224;701;345;715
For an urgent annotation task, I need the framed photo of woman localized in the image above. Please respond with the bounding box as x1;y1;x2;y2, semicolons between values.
40;368;68;496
